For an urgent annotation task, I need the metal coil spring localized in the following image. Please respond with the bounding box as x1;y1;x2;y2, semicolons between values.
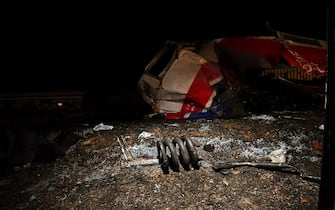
157;136;199;173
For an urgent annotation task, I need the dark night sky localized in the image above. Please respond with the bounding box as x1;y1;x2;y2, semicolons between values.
143;1;328;62
2;0;328;94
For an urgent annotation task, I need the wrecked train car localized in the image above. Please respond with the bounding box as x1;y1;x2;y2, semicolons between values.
139;32;327;119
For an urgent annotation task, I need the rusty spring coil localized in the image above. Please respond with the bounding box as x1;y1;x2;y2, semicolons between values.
157;136;199;173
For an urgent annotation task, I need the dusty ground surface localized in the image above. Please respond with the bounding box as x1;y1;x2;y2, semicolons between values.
0;109;325;210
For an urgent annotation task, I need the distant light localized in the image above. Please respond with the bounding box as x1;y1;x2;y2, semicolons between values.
57;102;63;107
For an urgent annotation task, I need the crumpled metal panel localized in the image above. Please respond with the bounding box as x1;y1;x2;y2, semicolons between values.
139;32;327;119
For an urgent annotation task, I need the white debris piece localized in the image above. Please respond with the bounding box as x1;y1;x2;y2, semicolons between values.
138;131;154;139
93;122;114;131
163;123;180;127
240;146;270;160
199;124;211;132
247;114;276;121
129;144;158;158
267;146;287;163
319;124;324;130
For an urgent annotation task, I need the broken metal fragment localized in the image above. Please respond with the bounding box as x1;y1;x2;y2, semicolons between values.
213;161;321;183
117;136;134;161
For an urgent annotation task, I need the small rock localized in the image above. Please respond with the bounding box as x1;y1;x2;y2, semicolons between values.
203;144;215;152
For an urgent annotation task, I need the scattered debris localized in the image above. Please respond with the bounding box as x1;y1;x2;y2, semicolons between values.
92;122;114;131
0;110;324;209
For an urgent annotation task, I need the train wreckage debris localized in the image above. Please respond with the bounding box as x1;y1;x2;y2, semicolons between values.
138;31;327;120
157;136;200;173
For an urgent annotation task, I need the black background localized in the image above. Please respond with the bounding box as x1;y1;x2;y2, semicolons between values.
2;0;328;94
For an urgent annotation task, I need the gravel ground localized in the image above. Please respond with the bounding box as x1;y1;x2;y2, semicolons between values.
0;110;325;209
